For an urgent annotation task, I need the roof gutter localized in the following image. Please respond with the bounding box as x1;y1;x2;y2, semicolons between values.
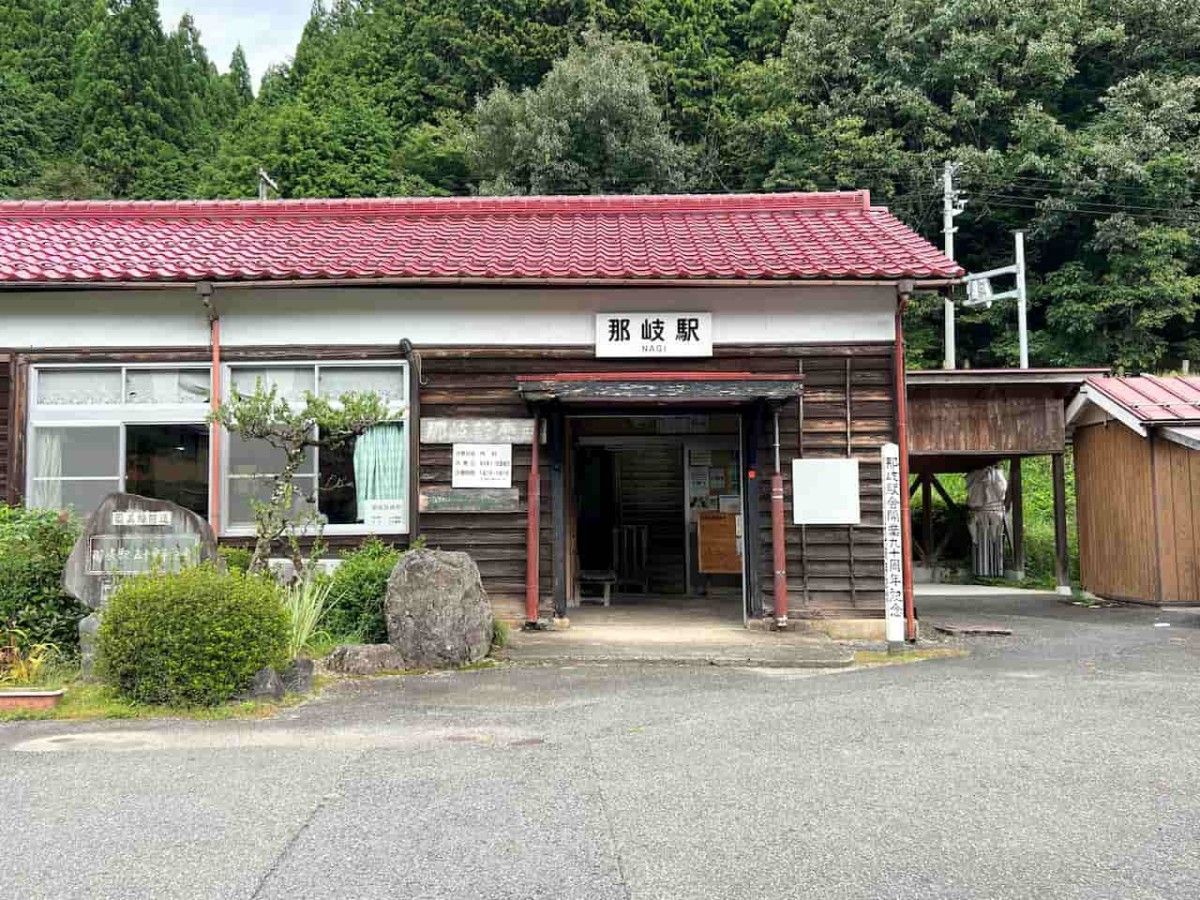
0;276;961;291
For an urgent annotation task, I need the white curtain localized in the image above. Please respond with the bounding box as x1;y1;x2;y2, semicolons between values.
31;428;63;510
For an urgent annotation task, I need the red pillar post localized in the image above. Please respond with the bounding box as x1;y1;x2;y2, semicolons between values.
769;405;788;628
208;308;221;535
525;411;542;626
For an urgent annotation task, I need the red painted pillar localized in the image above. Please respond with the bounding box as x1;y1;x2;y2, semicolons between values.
894;297;917;641
525;411;541;626
209;314;221;535
769;406;788;627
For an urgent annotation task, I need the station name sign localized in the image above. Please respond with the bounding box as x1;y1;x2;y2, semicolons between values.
595;313;713;358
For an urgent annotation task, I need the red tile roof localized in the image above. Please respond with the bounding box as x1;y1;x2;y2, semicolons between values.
0;191;962;285
1085;375;1200;424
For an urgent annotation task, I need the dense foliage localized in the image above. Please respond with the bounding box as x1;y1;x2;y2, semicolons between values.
327;538;403;643
97;565;289;706
2;0;1199;370
0;506;87;650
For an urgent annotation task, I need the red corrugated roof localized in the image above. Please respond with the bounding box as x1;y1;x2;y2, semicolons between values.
1086;375;1200;424
0;191;963;285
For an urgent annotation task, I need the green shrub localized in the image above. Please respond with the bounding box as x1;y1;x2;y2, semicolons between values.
327;538;402;643
219;546;253;574
97;565;289;706
0;506;88;650
492;618;510;650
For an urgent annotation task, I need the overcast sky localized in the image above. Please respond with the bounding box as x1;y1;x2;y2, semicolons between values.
159;1;311;90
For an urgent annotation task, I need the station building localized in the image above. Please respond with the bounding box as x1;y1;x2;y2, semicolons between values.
0;192;962;636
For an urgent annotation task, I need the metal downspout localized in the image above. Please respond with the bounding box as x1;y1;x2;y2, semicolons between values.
525;409;542;627
199;283;221;535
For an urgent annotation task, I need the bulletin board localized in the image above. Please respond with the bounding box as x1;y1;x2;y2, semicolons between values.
697;511;741;574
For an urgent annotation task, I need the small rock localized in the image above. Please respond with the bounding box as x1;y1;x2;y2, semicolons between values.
77;614;101;682
238;666;284;701
323;644;408;676
280;658;314;694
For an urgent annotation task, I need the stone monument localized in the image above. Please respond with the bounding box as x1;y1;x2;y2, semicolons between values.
63;493;219;678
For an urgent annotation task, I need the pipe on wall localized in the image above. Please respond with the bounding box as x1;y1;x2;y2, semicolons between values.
199;283;221;535
894;288;917;641
525;409;542;626
769;404;788;628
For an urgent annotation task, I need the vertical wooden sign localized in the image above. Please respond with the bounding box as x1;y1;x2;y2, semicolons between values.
881;443;905;645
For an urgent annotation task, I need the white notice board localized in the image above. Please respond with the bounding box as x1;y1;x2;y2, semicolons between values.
880;443;905;642
791;459;861;525
452;444;513;488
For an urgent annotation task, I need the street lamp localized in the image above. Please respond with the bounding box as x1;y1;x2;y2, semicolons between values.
960;231;1029;369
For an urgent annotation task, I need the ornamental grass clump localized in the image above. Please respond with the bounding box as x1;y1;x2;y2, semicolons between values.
97;565;288;707
282;575;334;659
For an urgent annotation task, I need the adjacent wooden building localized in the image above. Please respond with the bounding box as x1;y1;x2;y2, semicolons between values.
0;192;962;635
1068;375;1200;604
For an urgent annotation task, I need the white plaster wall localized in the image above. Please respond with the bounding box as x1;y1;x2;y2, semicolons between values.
0;290;210;348
0;284;897;349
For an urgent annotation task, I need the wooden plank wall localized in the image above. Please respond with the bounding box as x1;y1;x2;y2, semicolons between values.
415;343;894;622
614;444;686;593
908;387;1064;455
1074;422;1158;602
0;353;10;503
1152;436;1200;603
775;350;892;620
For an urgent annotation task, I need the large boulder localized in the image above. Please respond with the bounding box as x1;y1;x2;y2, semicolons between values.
385;549;493;667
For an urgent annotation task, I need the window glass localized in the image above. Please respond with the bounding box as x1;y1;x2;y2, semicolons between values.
227;435;314;476
29;426;121;513
228;474;317;527
37;369;122;405
222;363;407;532
231;367;314;402
125;424;209;517
320;423;407;526
34;427;120;478
319;366;406;404
31;478;121;513
126;369;210;405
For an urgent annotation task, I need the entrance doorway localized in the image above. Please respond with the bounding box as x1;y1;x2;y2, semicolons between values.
567;414;745;618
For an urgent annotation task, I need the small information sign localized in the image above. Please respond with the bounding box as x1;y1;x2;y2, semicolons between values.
452;443;513;488
363;498;408;531
595;312;713;358
881;443;905;643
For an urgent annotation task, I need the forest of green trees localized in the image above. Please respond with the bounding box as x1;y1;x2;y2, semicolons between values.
2;0;1198;371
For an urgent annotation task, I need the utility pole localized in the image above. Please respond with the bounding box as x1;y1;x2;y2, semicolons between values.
942;161;966;369
1014;230;1029;369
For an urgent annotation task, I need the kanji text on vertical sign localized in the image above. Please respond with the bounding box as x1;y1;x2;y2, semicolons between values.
595;313;713;357
881;442;905;644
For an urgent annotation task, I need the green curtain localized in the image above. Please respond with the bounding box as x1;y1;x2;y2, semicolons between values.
353;423;406;520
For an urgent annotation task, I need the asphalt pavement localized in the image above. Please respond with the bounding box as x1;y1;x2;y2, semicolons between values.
3;591;1200;899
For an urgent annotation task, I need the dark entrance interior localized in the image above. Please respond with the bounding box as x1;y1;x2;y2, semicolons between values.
568;414;743;613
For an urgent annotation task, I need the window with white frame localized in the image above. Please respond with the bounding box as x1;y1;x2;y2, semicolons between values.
27;365;212;517
222;361;409;535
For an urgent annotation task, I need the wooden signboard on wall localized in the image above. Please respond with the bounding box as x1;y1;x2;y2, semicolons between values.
697;511;741;574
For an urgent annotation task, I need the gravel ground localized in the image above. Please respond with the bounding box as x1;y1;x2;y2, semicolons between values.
3;591;1200;899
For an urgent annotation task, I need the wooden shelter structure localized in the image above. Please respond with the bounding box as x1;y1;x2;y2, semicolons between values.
906;368;1106;591
1068;375;1200;605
